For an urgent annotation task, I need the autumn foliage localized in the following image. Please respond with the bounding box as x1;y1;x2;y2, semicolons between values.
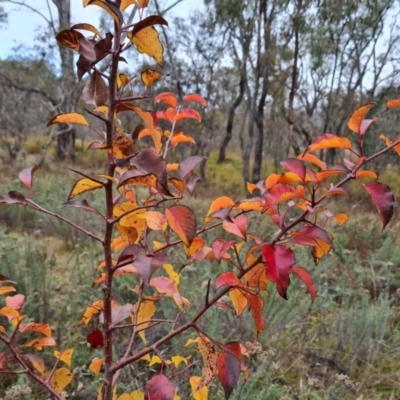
0;1;399;400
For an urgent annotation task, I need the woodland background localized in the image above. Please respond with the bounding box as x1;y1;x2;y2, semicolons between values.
0;0;400;399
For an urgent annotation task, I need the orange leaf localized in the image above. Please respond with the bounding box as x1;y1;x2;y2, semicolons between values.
184;237;204;257
315;170;346;181
386;99;400;109
184;94;207;106
196;338;219;390
297;153;327;170
171;132;195;146
347;103;376;133
24;337;56;349
307;134;352;153
207;196;234;216
165;205;197;247
89;358;104;377
355;170;377;179
379;134;400;156
333;213;349;226
47;112;89;127
0;286;16;296
265;174;282;189
154;92;177;107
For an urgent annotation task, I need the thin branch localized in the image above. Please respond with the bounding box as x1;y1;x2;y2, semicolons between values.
26;199;103;243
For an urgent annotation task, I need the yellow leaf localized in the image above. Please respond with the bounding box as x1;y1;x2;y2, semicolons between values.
49;368;73;393
47;112;89;127
117;391;145;400
140;354;151;362
146;211;167;231
149;355;162;366
113;134;134;159
141;69;162;87
190;376;208;400
25;354;45;374
171;355;188;368
53;349;74;368
229;288;248;316
129;26;164;66
89;358;104;377
185;338;200;346
68;178;103;200
117;73;129;90
97;384;117;400
120;0;135;11
93;105;109;114
79;300;104;325
133;298;156;344
163;264;180;286
0;325;6;333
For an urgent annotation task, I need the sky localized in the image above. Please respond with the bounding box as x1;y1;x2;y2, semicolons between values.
0;0;202;58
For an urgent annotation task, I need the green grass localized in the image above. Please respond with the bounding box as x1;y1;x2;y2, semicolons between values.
1;149;400;399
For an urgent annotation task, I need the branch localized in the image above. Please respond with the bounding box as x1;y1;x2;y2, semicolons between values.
26;199;104;243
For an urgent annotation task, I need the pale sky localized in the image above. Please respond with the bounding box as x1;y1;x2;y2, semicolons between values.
0;0;202;58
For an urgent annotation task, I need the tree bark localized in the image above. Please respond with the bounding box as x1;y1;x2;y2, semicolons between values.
53;0;77;161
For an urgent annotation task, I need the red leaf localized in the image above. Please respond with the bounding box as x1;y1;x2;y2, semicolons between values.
165;205;197;247
18;166;39;190
146;374;175;400
217;351;241;399
262;244;296;299
60;199;98;213
6;294;25;311
133;253;168;285
178;156;206;180
176;108;201;122
212;239;235;262
0;191;27;205
222;214;248;240
280;159;306;180
87;328;104;349
292;267;316;301
215;272;244;290
364;182;395;229
292;225;332;246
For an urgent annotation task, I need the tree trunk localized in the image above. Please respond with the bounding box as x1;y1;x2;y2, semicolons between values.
53;0;76;161
218;65;246;163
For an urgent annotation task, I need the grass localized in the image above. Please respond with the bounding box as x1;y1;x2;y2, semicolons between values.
1;146;400;399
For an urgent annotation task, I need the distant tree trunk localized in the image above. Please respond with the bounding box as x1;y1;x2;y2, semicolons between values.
53;0;77;161
218;64;246;163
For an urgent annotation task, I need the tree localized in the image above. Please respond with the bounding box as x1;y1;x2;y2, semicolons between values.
0;0;79;160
